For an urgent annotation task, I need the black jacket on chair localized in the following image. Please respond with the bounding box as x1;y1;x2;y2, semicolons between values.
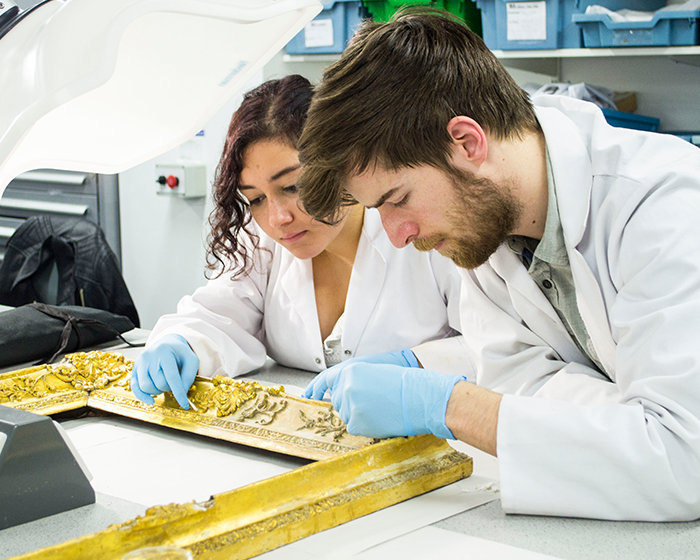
0;216;139;327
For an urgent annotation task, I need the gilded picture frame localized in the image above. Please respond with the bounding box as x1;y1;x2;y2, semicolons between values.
1;351;473;559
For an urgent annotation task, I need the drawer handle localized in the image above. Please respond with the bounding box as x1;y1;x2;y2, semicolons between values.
0;198;88;215
14;171;88;185
0;226;17;238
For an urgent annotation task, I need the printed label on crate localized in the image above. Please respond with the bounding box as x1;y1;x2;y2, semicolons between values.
506;2;547;41
304;19;335;47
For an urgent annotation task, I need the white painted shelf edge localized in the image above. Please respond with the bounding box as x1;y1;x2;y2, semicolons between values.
283;45;700;63
492;45;700;58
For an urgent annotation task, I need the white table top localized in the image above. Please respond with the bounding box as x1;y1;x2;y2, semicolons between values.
2;338;700;560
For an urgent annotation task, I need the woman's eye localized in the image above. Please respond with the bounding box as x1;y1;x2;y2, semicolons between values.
283;185;298;195
393;194;409;208
249;196;265;206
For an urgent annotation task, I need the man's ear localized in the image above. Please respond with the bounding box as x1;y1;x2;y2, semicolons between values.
447;116;488;167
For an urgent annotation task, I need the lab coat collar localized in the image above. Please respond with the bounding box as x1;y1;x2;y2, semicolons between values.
250;221;322;349
275;208;389;355
486;98;613;369
361;207;387;244
279;253;322;345
490;244;564;329
533;98;617;376
340;208;387;354
533;98;594;248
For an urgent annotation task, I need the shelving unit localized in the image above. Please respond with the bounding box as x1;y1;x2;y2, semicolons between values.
499;47;700;131
273;41;700;132
497;45;700;72
284;45;700;62
491;45;700;85
281;45;700;82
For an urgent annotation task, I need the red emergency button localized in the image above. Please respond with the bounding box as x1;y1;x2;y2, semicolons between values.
156;175;180;189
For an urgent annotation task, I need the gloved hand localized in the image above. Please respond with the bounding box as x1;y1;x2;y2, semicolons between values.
130;334;200;410
302;348;419;401
306;362;466;439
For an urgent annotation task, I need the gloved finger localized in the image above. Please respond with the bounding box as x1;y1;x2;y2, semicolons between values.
130;370;155;405
400;348;420;368
323;365;344;394
305;371;332;400
179;350;200;392
330;369;348;417
133;354;162;396
346;416;371;438
301;376;319;399
333;385;351;426
159;352;189;410
149;360;172;394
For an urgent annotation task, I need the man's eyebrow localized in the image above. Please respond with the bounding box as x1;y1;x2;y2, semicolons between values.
367;187;399;209
270;164;301;182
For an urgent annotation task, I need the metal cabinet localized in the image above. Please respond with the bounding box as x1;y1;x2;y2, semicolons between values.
0;170;122;267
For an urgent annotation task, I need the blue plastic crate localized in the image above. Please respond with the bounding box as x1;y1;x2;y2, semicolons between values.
477;0;664;50
602;108;660;131
476;0;561;49
573;8;700;47
285;1;364;55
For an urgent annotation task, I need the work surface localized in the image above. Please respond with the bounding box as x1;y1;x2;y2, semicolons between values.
2;335;700;560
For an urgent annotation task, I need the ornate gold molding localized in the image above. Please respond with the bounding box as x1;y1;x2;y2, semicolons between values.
1;351;473;559
2;351;373;460
11;434;472;560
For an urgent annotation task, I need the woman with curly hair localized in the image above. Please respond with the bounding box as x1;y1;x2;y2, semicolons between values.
130;75;466;410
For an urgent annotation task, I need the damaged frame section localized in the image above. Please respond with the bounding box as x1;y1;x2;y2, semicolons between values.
12;434;472;560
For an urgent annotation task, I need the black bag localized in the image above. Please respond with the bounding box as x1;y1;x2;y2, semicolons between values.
0;216;140;327
0;302;139;368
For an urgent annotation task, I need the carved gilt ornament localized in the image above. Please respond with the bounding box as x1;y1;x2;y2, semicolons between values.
1;350;473;560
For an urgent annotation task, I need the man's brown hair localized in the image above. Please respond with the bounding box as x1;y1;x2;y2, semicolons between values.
298;7;540;224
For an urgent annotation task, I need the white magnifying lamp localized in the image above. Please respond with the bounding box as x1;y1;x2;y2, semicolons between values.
0;0;321;528
0;0;322;195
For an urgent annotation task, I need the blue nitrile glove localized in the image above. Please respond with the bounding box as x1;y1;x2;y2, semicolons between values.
311;362;466;440
130;334;199;410
302;348;419;401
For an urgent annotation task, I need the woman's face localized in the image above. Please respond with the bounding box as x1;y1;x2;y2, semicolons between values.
239;139;346;260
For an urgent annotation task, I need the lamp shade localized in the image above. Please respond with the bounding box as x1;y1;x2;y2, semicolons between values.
0;0;322;195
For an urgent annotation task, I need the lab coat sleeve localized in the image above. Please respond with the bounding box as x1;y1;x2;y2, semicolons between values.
494;187;700;521
148;254;270;378
412;336;476;382
412;250;477;381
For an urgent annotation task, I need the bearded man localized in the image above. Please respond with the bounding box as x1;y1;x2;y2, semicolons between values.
297;7;700;522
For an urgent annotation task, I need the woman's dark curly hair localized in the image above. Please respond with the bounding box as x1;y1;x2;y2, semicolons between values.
206;74;314;279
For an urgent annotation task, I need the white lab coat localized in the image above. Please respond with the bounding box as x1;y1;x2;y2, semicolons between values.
460;95;700;521
151;207;471;379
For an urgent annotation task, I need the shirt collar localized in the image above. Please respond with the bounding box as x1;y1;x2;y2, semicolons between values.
532;148;569;266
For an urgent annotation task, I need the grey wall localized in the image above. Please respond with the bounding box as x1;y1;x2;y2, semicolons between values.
118;72;264;329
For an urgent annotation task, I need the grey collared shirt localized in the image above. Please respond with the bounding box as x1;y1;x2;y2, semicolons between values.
507;152;604;374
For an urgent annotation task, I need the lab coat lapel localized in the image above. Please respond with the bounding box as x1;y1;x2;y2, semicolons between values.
538;101;617;377
342;209;386;354
280;254;322;347
490;246;577;358
536;102;592;246
569;251;617;377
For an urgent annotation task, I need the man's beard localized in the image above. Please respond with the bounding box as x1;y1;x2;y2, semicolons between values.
413;166;522;269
